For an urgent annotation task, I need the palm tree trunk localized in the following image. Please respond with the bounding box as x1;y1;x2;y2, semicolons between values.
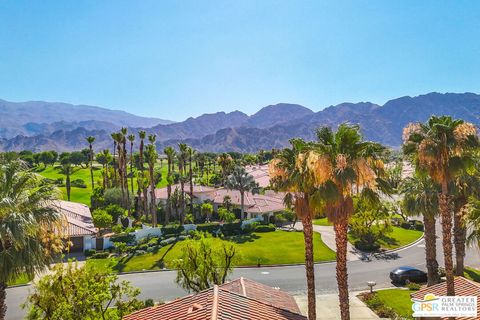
301;216;316;320
89;146;94;189
424;214;440;286
440;181;455;296
454;199;467;276
66;171;71;201
166;160;172;225
240;191;245;220
335;218;350;320
149;165;157;227
130;143;134;194
0;281;6;320
189;155;194;214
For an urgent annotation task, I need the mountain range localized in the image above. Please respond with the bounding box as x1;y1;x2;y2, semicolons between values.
1;92;480;152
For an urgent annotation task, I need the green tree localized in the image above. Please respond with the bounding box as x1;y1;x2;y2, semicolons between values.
217;153;233;181
164;146;176;224
24;262;144;320
86;136;96;190
145;135;158;227
127;134;135;194
200;202;213;221
224;166;259;220
218;207;236;223
137;131;147;218
401;175;440;286
92;209;113;235
172;234;236;293
0;156;65;320
403;116;479;296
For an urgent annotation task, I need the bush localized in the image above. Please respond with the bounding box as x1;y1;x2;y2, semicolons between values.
112;225;123;234
134;250;147;256
105;204;126;222
90;252;109;259
178;235;189;241
148;238;159;247
406;282;422;290
161;225;184;237
197;223;221;234
137;244;148;251
84;249;96;257
221;222;243;236
144;299;154;307
110;232;135;244
71;179;87;188
354;241;380;252
160;237;177;246
254;223;276;232
146;246;159;253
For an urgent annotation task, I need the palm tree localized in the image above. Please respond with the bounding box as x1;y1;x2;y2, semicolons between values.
164;146;176;225
403;116;479;296
111;133;118;185
97;149;112;188
270;138;317;320
451;169;480;276
127;134;135;194
0;156;65;319
138;130;147;216
121;128;130;211
225;166;258;220
59;153;73;201
402;175;440;286
178;143;189;222
85;136;95;190
112;132;126;209
145;135;158;227
308;124;387;320
217;153;233;182
466;196;480;247
188;147;195;215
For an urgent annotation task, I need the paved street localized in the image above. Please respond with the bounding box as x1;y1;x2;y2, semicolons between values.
6;222;480;319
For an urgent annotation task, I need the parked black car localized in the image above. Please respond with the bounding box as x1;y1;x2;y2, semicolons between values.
390;266;427;284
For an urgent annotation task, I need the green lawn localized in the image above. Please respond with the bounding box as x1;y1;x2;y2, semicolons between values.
7;273;33;286
349;226;423;251
464;267;480;282
313;217;332;226
87;230;336;273
375;289;415;319
36;162;169;205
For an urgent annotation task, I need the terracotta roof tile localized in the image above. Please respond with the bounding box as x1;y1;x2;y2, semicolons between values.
124;278;306;320
53;200;96;236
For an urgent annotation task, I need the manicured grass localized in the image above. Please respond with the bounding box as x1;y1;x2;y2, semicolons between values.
35;162;169;205
349;226;423;251
313;217;332;226
375;289;415;319
7;273;33;286
87;231;336;273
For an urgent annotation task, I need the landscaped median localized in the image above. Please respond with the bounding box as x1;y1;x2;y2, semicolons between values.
87;230;336;273
349;226;424;252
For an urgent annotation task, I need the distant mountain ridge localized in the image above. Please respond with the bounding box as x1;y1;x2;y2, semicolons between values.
1;92;480;152
0;99;174;139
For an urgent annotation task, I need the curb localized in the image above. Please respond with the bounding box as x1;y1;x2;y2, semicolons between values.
378;234;425;254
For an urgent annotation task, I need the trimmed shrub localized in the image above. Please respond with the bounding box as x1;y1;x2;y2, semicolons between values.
146;246;159;253
178;235;189;241
255;223;276;232
148;238;159;247
137;244;148;251
71;179;87;188
90;252;109;259
354;241;380;252
110;232;135;244
406;282;422;290
221;222;243;236
84;249;96;257
161;225;184;237
197;223;221;234
160;237;177;246
134;250;147;256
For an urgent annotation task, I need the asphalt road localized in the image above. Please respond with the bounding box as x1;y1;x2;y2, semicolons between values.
6;226;480;319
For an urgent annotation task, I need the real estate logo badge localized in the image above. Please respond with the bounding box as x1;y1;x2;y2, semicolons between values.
412;294;477;317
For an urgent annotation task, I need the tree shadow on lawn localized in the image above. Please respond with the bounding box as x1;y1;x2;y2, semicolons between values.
228;233;260;244
378;235;399;247
464;268;480;282
153;242;178;269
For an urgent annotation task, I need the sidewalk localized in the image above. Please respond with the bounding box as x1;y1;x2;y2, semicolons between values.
294;292;379;319
293;222;361;261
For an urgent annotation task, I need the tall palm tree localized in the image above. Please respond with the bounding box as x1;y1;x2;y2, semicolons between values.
270;139;317;320
178;143;189;222
225;166;258;220
59;153;73;201
403;116;479;296
111;133;118;186
188;147;195;215
146;135;158;227
308;124;387;320
401;175;440;286
466;197;480;247
217;153;233;182
127;134;135;194
97;149;112;188
120;128;131;213
112;132;126;209
138;130;147;216
0;156;65;320
451;169;480;276
164;146;176;225
85;136;95;190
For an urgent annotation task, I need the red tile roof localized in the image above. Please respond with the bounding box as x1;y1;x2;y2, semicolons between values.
53;200;96;236
411;277;480;320
124;278;306;320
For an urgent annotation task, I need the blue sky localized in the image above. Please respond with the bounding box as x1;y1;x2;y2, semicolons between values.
0;1;479;121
